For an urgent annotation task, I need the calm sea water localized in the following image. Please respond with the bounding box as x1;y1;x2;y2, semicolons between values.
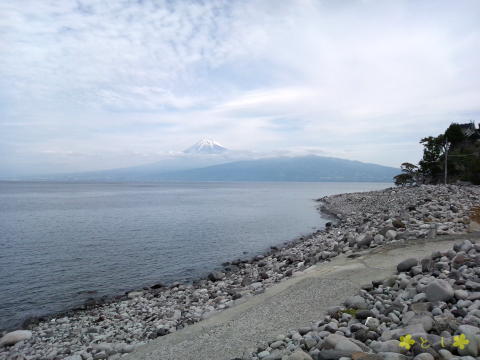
0;181;390;330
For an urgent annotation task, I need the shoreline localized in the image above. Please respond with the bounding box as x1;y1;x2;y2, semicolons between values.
1;181;358;333
123;233;480;360
11;197;333;334
1;184;479;360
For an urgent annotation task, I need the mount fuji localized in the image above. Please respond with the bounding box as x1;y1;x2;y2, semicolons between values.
27;139;398;182
183;139;228;154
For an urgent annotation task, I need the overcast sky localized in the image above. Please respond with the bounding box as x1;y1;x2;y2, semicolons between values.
1;0;480;175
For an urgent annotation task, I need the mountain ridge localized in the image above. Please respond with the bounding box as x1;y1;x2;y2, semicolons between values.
135;155;397;182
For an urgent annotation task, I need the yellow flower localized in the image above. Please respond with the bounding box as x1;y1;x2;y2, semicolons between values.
453;334;470;350
399;334;415;350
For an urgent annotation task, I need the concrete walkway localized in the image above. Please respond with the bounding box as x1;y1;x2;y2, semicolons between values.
125;234;480;360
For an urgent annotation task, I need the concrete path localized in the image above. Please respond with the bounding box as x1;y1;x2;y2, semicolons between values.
125;234;480;360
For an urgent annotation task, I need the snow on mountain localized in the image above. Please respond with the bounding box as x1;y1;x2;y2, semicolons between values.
183;138;228;154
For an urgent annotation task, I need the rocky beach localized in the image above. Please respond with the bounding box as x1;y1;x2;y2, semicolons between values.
1;185;479;360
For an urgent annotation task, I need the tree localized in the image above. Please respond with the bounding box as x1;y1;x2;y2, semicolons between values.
394;173;414;187
418;135;444;181
445;123;466;147
400;162;418;175
393;162;419;186
406;121;479;185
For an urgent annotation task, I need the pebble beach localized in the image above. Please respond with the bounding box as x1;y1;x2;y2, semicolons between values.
1;185;479;360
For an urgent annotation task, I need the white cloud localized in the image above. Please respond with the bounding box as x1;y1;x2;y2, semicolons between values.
1;0;479;174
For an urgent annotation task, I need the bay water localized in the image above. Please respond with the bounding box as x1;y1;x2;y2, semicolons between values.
0;181;390;330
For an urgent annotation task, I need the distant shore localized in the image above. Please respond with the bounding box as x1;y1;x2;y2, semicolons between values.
1;184;479;360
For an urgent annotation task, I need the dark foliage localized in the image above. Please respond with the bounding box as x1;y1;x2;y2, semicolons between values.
395;121;480;185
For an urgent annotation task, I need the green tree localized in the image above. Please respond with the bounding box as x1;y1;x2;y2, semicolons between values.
393;162;419;186
400;162;418;175
418;135;444;181
394;173;414;186
445;123;466;147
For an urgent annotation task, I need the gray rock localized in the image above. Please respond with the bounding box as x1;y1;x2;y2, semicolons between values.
397;258;418;272
357;234;373;247
288;350;313;360
116;343;134;353
466;280;480;291
425;279;454;302
455;290;469;300
326;306;342;316
0;330;32;347
377;353;409;360
438;349;454;360
412;293;427;302
264;352;283;360
457;325;480;357
413;354;434;360
344;295;368;309
208;271;225;281
389;312;400;323
250;282;263;290
315;350;364;360
382;324;426;341
403;314;433;332
303;336;317;349
63;356;83;360
325;334;363;353
258;350;270;359
270;340;284;349
298;327;311;335
386;230;397;240
93;351;107;360
411;302;432;314
370;340;405;354
365;317;380;330
92;343;114;355
325;321;338;332
356;310;374;320
127;290;143;298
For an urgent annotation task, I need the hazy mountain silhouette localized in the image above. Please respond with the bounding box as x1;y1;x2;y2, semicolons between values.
148;155;397;182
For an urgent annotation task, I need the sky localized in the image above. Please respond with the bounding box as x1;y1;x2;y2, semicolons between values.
1;0;480;175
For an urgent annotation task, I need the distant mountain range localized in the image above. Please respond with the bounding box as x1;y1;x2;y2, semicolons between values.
23;139;398;182
151;155;398;182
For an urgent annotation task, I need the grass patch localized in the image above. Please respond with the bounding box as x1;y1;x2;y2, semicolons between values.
341;308;358;317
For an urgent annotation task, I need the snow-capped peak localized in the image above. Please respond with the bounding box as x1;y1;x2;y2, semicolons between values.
184;138;228;154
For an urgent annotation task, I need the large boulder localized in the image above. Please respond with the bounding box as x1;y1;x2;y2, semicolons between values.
413;353;434;360
377;353;409;360
457;325;480;357
344;295;368;309
370;340;406;354
208;271;225;281
385;230;397;240
0;330;32;347
317;350;366;360
397;258;418;272
425;280;454;302
381;324;426;341
325;334;363;353
64;356;83;360
288;350;313;360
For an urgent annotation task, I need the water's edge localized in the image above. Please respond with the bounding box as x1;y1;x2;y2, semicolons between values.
16;198;338;332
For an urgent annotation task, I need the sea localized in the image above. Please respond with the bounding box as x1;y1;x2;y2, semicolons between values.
0;181;390;330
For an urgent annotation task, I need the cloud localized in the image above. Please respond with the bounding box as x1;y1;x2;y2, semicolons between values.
1;0;480;175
